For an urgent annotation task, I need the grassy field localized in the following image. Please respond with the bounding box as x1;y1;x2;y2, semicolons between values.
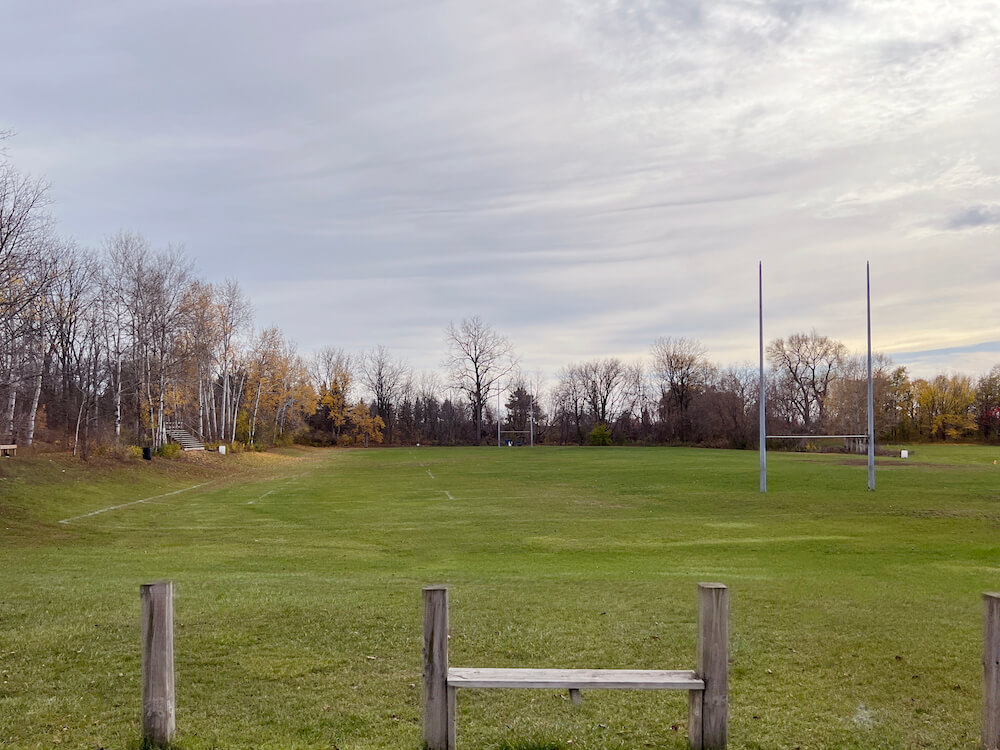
1;444;999;749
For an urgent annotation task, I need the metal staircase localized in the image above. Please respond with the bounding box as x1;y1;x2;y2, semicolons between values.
163;421;206;451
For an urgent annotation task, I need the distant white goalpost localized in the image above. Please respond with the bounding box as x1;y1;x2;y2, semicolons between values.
758;262;876;492
497;388;535;447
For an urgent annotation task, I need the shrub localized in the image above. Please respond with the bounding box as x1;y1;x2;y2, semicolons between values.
125;445;144;460
587;423;613;446
156;443;182;459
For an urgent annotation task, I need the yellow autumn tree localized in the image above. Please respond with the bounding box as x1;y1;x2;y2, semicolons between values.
246;327;315;445
316;349;353;442
347;401;384;447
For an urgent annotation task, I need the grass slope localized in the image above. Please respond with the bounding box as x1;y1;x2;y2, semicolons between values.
1;445;999;749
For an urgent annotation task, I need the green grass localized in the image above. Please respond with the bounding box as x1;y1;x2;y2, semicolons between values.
2;444;1000;749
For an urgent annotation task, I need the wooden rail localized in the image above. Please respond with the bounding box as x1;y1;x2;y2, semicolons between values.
423;583;728;750
448;668;704;690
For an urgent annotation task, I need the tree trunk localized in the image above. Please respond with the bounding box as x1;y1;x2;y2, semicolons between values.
222;360;230;441
197;363;204;440
72;396;85;457
146;352;155;447
5;375;17;443
157;368;166;450
208;378;218;441
231;373;245;443
26;361;42;446
250;379;262;444
113;352;122;445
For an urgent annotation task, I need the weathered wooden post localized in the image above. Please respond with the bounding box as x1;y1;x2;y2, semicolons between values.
693;583;728;750
424;585;452;750
985;592;1000;750
140;581;175;747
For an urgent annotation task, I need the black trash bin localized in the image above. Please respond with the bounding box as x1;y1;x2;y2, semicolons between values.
142;446;152;461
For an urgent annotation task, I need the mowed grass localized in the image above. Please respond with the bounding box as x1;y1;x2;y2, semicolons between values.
2;444;1000;749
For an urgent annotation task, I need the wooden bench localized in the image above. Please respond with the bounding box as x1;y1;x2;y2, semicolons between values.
422;583;728;750
0;444;16;457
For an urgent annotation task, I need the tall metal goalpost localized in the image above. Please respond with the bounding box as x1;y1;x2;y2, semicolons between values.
497;387;535;447
759;262;875;492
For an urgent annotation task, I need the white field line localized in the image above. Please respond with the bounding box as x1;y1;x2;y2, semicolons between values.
658;534;852;547
425;469;435;479
248;489;276;504
444;491;454;500
58;483;209;524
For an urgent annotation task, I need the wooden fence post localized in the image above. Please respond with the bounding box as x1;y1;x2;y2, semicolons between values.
985;592;1000;750
424;585;451;750
140;581;175;747
696;583;728;749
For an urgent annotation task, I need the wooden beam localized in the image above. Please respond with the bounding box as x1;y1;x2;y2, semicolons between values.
697;583;728;749
986;593;1000;750
423;586;450;750
140;581;175;747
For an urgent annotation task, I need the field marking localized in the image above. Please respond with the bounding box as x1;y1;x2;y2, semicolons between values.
658;534;853;548
58;483;209;524
410;451;456;498
412;454;435;478
249;489;276;504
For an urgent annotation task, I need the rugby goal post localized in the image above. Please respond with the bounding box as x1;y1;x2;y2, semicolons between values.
497;387;536;447
758;262;875;492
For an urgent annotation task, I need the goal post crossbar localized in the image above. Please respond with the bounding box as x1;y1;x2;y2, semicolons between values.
766;434;867;440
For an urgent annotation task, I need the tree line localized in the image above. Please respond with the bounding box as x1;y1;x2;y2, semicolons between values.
3;146;999;454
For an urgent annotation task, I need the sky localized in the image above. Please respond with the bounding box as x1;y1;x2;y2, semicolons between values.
3;0;999;383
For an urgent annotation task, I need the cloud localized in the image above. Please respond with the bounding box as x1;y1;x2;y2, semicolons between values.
1;0;999;381
944;205;1000;231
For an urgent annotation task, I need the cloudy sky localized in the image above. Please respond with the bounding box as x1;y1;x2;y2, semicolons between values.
3;0;999;380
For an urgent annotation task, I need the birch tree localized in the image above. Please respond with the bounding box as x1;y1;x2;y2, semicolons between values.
0;162;56;442
214;279;252;441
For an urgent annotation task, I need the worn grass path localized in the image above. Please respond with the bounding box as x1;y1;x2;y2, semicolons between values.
1;444;999;749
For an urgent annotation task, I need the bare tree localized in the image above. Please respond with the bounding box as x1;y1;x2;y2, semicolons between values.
767;330;847;431
444;316;516;443
711;364;758;448
99;233;141;445
46;245;99;436
110;239;192;448
0;164;53;334
360;345;410;444
178;280;219;441
827;351;895;436
583;358;641;425
651;336;713;441
553;363;588;444
1;162;58;443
